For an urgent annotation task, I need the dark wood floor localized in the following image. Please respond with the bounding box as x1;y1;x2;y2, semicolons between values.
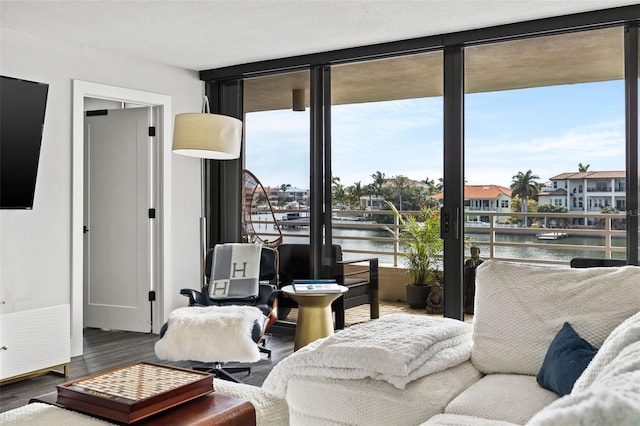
0;327;295;414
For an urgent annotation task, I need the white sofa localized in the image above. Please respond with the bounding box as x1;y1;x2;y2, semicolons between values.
218;260;640;425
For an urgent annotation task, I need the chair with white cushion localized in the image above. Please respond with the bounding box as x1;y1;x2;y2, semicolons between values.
156;243;278;382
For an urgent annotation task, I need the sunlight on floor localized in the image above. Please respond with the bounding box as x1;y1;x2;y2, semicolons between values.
281;301;473;327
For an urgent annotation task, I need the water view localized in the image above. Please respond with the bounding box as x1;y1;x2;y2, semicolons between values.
249;212;627;266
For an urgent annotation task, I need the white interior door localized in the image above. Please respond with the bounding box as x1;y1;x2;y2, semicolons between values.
84;107;156;332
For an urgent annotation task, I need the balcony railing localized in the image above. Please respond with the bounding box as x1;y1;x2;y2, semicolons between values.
247;208;630;267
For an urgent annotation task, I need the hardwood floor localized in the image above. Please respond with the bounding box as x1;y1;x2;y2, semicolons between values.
0;327;294;414
0;302;424;414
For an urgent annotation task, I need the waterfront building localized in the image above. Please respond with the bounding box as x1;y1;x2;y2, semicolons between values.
262;186;280;205
279;187;309;203
360;194;386;211
539;171;626;222
433;185;512;224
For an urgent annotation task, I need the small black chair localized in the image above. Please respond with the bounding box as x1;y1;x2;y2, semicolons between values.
570;257;627;268
276;243;379;330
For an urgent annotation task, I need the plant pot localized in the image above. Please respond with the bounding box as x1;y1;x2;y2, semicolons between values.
406;283;431;309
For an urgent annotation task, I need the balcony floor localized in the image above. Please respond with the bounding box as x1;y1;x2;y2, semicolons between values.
280;300;474;326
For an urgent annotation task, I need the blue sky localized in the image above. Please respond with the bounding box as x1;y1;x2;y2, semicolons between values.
245;80;625;190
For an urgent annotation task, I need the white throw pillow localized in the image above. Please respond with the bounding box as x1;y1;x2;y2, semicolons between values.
470;261;640;375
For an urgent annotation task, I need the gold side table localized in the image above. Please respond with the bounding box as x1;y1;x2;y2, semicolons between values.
281;285;348;351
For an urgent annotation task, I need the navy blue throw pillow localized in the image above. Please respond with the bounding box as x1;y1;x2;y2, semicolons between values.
536;322;598;396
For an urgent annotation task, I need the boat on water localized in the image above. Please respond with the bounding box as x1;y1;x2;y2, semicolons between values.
280;212;308;229
536;232;569;240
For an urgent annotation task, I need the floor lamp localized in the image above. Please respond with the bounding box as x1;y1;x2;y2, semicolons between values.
172;96;242;283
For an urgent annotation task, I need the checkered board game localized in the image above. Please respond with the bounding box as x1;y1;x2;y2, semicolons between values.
56;362;213;424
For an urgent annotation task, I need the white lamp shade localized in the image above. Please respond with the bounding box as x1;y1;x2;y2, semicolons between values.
172;113;242;159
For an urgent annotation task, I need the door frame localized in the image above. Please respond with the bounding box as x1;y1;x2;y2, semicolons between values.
71;80;172;356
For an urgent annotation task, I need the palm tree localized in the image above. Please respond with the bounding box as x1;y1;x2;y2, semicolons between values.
364;183;377;211
510;170;540;227
370;171;386;196
279;183;292;201
422;177;437;195
333;183;346;208
578;162;590;172
392;175;410;211
349;181;365;209
435;177;444;192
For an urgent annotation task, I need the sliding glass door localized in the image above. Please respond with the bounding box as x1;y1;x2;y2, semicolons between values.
330;52;444;264
464;27;627;264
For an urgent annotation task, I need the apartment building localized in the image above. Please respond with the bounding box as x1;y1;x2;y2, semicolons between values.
539;171;626;212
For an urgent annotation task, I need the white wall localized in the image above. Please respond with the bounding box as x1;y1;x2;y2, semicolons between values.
0;28;204;347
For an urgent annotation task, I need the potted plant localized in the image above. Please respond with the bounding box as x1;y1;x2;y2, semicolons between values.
387;202;443;308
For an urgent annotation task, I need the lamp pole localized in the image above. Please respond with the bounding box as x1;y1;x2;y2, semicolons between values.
172;97;243;286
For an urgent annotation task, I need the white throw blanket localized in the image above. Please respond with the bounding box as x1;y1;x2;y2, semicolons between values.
154;306;263;363
263;314;472;392
210;243;262;299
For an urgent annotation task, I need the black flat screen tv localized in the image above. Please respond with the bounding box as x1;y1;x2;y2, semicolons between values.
0;75;49;209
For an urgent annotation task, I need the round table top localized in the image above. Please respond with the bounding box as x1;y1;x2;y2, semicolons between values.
281;284;348;296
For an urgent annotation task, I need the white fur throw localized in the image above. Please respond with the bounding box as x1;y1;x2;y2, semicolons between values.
154;306;263;363
471;261;640;375
262;314;472;391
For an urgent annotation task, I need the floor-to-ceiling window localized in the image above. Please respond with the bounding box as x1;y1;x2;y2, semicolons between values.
330;52;443;263
204;7;640;319
464;27;627;264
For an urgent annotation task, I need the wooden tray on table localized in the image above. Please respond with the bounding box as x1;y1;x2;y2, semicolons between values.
56;362;213;424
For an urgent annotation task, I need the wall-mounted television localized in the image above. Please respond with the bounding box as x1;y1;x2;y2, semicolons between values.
0;75;49;209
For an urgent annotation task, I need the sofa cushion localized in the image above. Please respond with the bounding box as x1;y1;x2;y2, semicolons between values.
573;309;640;392
0;403;112;425
285;361;482;426
445;374;558;424
471;261;640;375
536;322;597;396
212;379;289;426
527;341;640;426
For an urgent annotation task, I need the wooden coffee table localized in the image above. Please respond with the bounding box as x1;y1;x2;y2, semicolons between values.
30;391;256;425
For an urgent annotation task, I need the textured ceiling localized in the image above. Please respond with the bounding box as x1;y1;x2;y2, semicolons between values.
1;0;638;72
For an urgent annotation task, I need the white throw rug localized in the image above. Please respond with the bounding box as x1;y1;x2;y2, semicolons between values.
263;314;472;392
154;306;263;363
